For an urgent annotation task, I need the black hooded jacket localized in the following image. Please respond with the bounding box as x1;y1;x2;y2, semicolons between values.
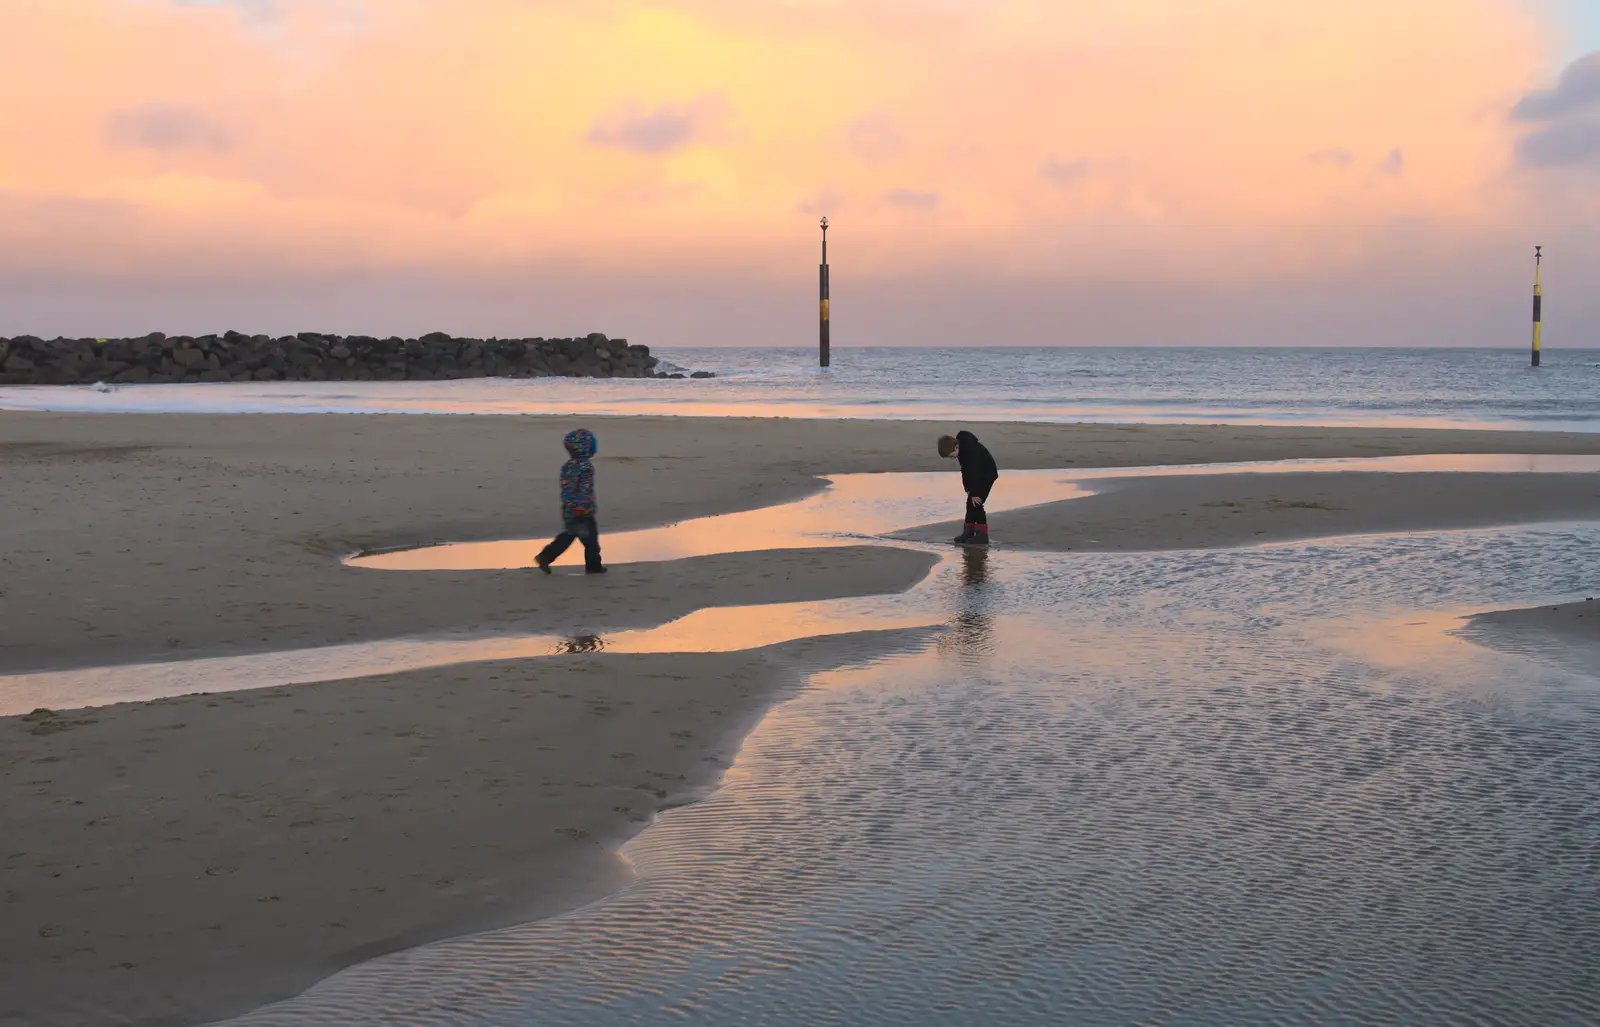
955;430;999;497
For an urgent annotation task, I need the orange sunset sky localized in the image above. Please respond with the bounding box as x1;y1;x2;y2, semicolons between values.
0;0;1596;346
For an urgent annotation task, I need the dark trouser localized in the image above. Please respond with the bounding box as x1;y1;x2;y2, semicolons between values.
964;492;990;539
538;516;602;569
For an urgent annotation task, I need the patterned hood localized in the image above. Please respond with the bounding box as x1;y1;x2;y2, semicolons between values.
564;428;597;460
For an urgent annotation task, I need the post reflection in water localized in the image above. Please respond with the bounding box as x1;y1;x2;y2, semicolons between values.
937;546;995;667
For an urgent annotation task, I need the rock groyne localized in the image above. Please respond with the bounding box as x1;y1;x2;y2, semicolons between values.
0;332;712;385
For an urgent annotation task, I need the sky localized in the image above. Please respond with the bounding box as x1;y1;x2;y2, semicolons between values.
1557;0;1600;58
0;0;1597;347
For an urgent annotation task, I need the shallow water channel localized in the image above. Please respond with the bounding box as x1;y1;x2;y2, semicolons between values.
9;457;1600;1024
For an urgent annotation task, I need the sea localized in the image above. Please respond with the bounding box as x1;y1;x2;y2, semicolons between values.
3;346;1599;431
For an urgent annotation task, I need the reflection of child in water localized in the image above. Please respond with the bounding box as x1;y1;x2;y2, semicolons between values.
938;546;995;666
557;635;606;654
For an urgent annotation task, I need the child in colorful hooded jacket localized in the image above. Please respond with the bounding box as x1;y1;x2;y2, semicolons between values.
536;428;606;574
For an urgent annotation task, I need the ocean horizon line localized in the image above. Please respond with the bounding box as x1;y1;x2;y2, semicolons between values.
665;343;1600;352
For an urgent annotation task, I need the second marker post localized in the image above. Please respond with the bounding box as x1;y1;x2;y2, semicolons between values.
1531;245;1543;369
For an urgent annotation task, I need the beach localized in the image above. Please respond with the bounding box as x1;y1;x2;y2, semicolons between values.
5;410;1600;1026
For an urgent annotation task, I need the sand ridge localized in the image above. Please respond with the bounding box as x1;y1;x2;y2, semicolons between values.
900;470;1600;552
1468;596;1600;643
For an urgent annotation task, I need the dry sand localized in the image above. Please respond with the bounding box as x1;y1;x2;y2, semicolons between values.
5;411;1600;1026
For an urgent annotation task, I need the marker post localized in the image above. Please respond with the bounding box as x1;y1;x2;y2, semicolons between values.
819;217;830;368
1532;246;1543;368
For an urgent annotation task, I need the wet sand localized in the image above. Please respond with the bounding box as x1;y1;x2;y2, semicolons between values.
1457;596;1600;678
1469;596;1600;642
5;411;1600;1026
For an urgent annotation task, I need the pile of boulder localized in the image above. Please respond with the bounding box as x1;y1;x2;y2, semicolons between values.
0;331;714;385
